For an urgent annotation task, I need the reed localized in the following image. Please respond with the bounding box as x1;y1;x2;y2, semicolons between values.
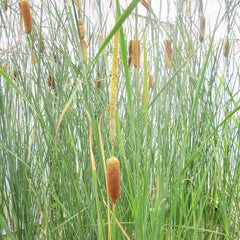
19;0;32;34
107;156;120;205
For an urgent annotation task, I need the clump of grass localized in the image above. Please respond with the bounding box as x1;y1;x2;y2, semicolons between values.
107;156;120;205
19;0;32;34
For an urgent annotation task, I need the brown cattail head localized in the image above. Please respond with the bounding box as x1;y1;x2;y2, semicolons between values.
164;39;172;56
13;70;17;81
199;15;206;43
97;81;101;89
149;74;154;88
4;0;8;11
107;156;120;205
48;75;55;89
131;39;141;68
20;0;32;34
80;39;87;64
78;19;85;39
223;39;230;57
128;40;133;66
141;0;149;11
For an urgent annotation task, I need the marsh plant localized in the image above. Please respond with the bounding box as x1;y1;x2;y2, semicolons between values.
0;0;240;239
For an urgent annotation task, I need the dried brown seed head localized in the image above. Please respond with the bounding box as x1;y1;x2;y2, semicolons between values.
164;39;172;56
223;39;230;57
132;39;141;68
149;74;154;88
107;156;120;205
199;15;205;43
48;75;55;89
20;0;32;34
80;39;87;64
4;0;8;11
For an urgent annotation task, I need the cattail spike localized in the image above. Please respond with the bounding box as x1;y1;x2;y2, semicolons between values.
80;39;87;64
4;0;8;11
107;156;120;205
199;15;205;43
2;65;7;73
78;19;85;39
109;31;119;148
132;39;141;68
20;0;32;34
149;74;154;88
223;39;230;58
164;40;172;56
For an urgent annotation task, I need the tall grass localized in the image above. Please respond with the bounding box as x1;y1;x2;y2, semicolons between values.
1;0;240;239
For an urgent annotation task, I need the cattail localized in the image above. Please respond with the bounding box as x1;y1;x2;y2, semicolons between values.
4;0;8;11
48;75;55;89
2;65;6;73
164;39;175;63
164;40;172;56
80;39;87;64
107;156;120;205
128;40;133;66
20;0;32;34
199;15;205;43
223;39;230;57
13;70;17;81
78;19;85;39
164;52;171;68
132;39;141;68
97;81;101;89
141;0;149;11
109;31;119;148
149;74;154;88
